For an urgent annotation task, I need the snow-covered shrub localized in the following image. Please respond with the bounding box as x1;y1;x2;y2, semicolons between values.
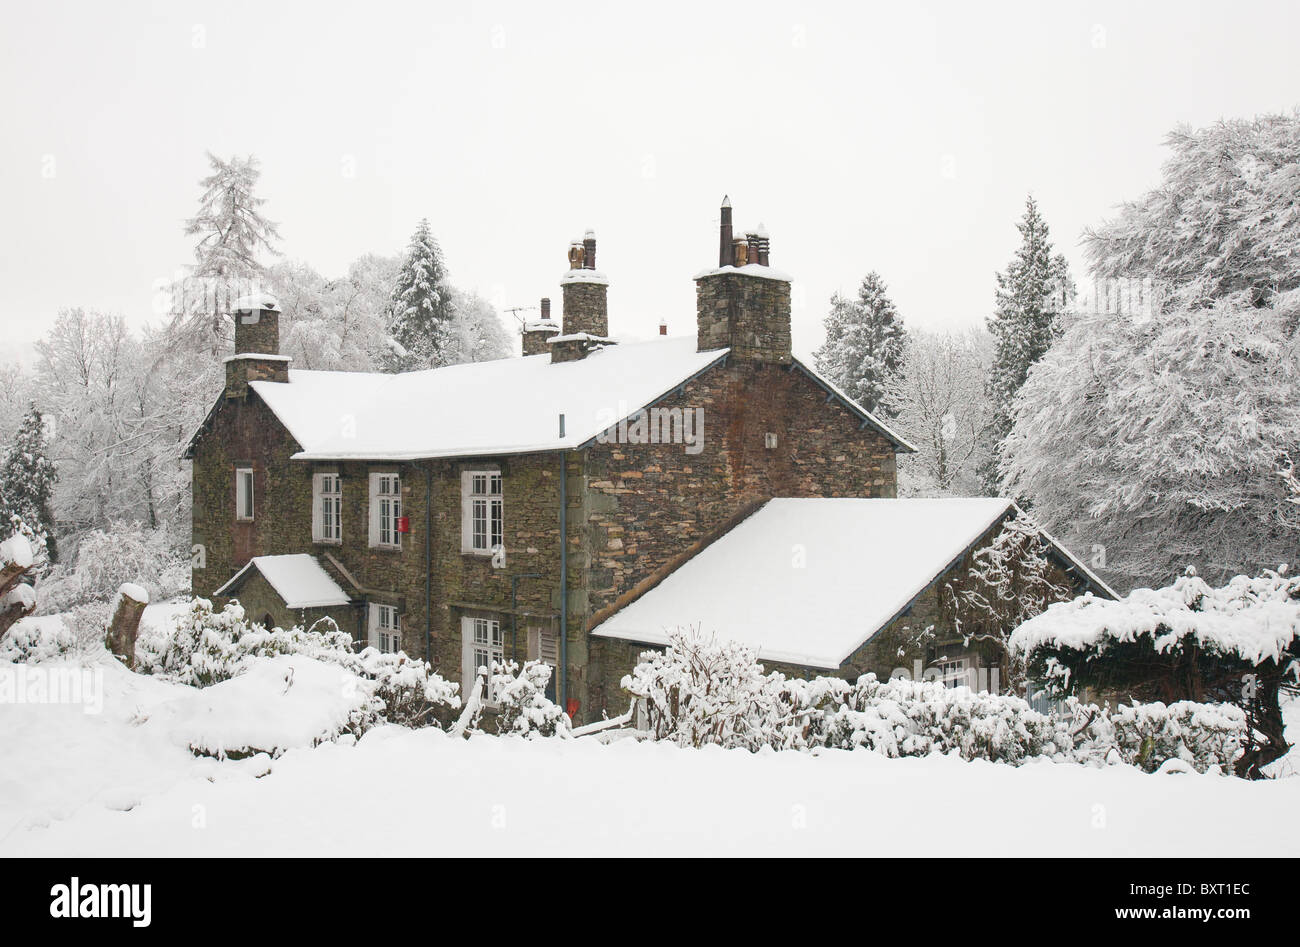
622;631;780;749
357;647;459;728
754;674;852;751
137;597;460;730
1078;700;1247;775
490;660;570;738
150;656;385;759
37;522;189;614
819;674;1070;764
135;598;354;687
0;615;77;663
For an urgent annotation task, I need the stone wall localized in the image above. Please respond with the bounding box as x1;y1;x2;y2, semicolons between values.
560;280;608;337
234;307;279;355
695;272;793;364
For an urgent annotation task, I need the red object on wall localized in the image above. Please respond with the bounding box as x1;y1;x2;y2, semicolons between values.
396;515;411;533
566;698;580;719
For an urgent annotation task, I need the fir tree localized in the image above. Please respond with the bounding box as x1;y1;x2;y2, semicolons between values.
982;195;1073;492
178;152;282;347
386;219;455;370
813;271;908;416
0;404;58;562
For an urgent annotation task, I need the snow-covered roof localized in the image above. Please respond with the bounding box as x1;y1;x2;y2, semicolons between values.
216;554;351;609
592;497;1105;670
249;337;729;461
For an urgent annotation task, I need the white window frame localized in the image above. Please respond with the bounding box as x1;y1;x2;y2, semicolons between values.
462;616;503;704
460;470;503;555
368;603;401;654
235;467;255;521
312;471;342;544
369;471;402;549
937;658;970;690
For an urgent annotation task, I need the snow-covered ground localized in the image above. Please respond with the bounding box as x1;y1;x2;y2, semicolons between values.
2;604;1298;857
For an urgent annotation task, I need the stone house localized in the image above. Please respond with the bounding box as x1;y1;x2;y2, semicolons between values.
186;198;1107;723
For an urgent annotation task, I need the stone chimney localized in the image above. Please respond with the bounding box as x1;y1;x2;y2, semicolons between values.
695;198;792;364
521;296;559;356
560;229;609;338
225;293;290;398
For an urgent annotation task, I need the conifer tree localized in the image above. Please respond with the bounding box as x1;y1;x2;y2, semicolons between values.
387;219;455;370
814;271;908;416
982;196;1073;492
0;404;58;562
178;152;282;347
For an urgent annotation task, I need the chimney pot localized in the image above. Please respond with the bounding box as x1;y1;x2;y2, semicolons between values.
718;195;733;267
733;236;749;267
583;231;597;269
540;297;552;321
659;319;668;336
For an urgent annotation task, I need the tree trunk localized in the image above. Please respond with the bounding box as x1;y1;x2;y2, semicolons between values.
106;587;149;669
0;595;35;637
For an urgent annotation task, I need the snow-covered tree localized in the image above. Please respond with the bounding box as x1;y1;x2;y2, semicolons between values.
176;152;282;348
1000;293;1300;591
271;254;399;371
983;196;1074;492
186;152;282;279
884;328;995;496
442;289;512;366
1084;112;1300;308
386;219;455;370
1009;568;1300;779
813;272;908;416
0;404;58;562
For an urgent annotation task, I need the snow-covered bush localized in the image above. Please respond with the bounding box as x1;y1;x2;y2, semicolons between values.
357;647;460;728
1068;699;1247;775
136;598;354;687
37;522;189;614
149;656;385;759
0;616;77;663
136;597;459;730
490;660;570;738
621;631;780;749
616;631;1245;773
820;674;1070;764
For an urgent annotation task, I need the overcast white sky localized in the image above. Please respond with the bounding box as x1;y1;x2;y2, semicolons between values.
2;0;1297;361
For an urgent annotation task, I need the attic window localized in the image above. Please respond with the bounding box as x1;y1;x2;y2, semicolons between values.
764;432;778;449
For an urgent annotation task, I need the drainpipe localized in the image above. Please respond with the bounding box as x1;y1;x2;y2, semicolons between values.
424;464;433;665
558;443;568;713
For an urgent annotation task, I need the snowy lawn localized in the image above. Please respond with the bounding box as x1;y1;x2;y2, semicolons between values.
2;655;1298;857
